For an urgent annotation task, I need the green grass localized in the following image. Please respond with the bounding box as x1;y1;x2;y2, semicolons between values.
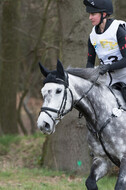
0;133;117;190
0;135;21;146
97;175;117;190
0;135;21;155
0;167;117;190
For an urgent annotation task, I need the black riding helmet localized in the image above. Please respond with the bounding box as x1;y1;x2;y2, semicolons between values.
83;0;113;15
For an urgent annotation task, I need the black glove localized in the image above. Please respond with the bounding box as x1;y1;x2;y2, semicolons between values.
99;64;111;75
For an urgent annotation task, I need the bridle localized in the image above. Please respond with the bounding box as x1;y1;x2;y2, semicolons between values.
40;70;101;126
40;73;74;124
40;72;99;125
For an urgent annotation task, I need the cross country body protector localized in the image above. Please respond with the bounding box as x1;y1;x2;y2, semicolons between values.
90;20;126;85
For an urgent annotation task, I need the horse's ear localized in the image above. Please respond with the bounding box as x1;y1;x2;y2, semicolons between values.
57;59;65;77
38;62;50;77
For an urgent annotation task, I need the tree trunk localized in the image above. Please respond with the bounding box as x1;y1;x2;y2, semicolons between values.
114;0;126;19
42;0;91;175
0;0;20;134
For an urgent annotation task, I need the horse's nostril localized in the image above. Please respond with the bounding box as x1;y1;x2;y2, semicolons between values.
39;123;50;132
45;122;50;130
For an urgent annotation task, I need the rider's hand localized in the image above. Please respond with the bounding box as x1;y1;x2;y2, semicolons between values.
99;64;111;75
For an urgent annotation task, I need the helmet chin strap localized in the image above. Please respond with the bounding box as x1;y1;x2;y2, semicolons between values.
97;12;107;26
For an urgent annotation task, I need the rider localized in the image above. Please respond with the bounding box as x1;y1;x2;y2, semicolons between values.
83;0;126;89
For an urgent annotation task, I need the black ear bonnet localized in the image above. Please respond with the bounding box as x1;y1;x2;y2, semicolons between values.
39;60;69;87
43;70;68;86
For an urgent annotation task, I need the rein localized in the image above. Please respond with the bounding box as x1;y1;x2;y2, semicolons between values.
72;73;124;167
86;85;126;167
73;74;100;107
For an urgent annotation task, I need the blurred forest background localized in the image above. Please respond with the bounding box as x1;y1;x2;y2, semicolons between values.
0;0;126;174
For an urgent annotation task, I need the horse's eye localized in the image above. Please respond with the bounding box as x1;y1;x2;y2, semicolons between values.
56;88;62;94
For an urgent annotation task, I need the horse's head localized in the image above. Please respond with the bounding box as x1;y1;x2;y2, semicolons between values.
37;60;73;134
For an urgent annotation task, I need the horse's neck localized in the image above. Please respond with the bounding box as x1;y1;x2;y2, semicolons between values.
69;74;98;102
68;74;91;98
68;74;115;126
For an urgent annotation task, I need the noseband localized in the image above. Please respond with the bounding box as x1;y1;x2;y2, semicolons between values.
40;73;74;124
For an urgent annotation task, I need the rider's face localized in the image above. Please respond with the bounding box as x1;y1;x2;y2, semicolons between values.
89;13;101;26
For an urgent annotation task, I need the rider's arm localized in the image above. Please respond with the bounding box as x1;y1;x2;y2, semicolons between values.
109;25;126;71
86;38;96;68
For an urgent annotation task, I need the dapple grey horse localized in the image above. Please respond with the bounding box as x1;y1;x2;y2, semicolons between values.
37;60;126;190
